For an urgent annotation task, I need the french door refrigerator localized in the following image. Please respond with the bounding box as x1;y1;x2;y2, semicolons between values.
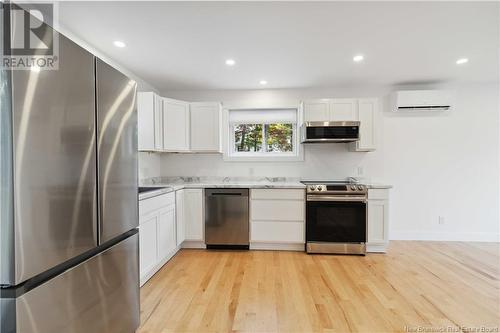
0;12;139;333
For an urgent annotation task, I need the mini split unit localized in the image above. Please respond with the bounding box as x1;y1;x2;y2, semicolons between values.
391;90;453;112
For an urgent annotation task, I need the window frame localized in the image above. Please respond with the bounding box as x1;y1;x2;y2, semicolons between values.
222;105;304;162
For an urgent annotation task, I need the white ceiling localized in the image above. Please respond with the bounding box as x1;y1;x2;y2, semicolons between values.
57;1;499;91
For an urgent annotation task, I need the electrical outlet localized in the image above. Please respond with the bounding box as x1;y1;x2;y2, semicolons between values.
357;166;364;176
438;216;445;225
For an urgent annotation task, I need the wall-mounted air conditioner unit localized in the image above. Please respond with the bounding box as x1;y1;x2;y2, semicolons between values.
391;90;453;112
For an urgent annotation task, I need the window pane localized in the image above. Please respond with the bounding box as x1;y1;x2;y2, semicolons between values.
265;123;293;152
234;124;263;152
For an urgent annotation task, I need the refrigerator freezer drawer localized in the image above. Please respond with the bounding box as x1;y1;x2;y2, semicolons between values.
11;233;139;333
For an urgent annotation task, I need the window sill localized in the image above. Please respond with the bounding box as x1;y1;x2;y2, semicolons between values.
222;152;304;162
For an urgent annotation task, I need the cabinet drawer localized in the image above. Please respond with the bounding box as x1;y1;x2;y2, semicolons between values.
139;192;175;217
251;189;304;200
251;221;304;243
251;200;304;221
368;189;389;200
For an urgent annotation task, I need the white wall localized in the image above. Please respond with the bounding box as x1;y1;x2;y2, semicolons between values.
55;23;159;92
158;83;499;242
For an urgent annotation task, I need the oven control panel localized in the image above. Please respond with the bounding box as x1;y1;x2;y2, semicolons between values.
306;184;367;194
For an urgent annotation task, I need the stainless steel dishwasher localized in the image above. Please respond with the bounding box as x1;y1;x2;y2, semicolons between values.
205;189;249;249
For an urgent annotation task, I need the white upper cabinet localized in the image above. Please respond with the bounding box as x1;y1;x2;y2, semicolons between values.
137;92;223;153
137;92;163;151
350;98;378;152
163;98;190;151
303;100;330;122
190;102;221;152
303;99;358;122
154;95;163;150
330;99;358;121
303;97;378;152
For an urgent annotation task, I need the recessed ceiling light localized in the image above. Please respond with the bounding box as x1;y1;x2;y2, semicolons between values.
259;80;267;85
225;59;235;66
113;40;126;48
353;55;364;62
456;58;468;65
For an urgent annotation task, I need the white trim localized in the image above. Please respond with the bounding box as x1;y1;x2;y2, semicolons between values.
390;231;500;242
223;101;300;110
250;242;305;251
222;105;304;162
366;243;388;253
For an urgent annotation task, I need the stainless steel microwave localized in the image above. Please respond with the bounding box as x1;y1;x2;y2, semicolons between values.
301;121;360;143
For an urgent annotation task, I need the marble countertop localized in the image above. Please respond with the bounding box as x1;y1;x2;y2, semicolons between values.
138;177;392;200
138;187;175;201
140;176;306;190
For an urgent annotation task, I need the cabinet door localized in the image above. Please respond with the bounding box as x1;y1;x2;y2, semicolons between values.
251;221;304;243
176;190;186;246
139;214;158;278
368;200;388;244
184;189;204;241
303;100;330;122
163;98;190;151
153;94;163;150
157;205;176;261
355;98;377;151
137;92;155;151
330;99;358;121
190;102;221;152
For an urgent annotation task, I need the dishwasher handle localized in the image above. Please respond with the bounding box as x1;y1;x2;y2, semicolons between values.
205;188;249;197
211;193;242;196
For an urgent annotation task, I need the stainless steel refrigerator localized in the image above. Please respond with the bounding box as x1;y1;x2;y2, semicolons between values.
0;8;139;333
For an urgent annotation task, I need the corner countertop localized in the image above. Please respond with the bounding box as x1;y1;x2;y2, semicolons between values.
138;187;175;201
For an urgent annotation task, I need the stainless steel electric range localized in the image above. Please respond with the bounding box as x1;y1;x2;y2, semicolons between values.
302;180;367;255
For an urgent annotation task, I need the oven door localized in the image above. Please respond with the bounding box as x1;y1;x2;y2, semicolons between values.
306;197;367;243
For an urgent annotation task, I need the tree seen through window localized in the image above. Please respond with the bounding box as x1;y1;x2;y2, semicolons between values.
234;123;293;153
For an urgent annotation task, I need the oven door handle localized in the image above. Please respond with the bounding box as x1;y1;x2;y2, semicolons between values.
306;195;367;203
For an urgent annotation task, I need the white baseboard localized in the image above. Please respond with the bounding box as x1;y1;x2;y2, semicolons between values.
250;242;305;251
366;243;388;253
390;231;500;242
181;240;206;249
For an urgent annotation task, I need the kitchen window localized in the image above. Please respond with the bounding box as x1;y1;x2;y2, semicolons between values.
225;108;302;161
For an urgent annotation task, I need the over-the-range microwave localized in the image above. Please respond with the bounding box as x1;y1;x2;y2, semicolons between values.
301;121;360;143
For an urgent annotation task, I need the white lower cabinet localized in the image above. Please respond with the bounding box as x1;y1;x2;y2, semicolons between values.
250;189;305;251
367;189;390;253
184;189;204;242
139;192;178;286
175;189;186;246
139;214;158;279
157;206;176;260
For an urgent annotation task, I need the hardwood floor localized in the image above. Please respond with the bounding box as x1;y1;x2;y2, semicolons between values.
138;241;500;333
